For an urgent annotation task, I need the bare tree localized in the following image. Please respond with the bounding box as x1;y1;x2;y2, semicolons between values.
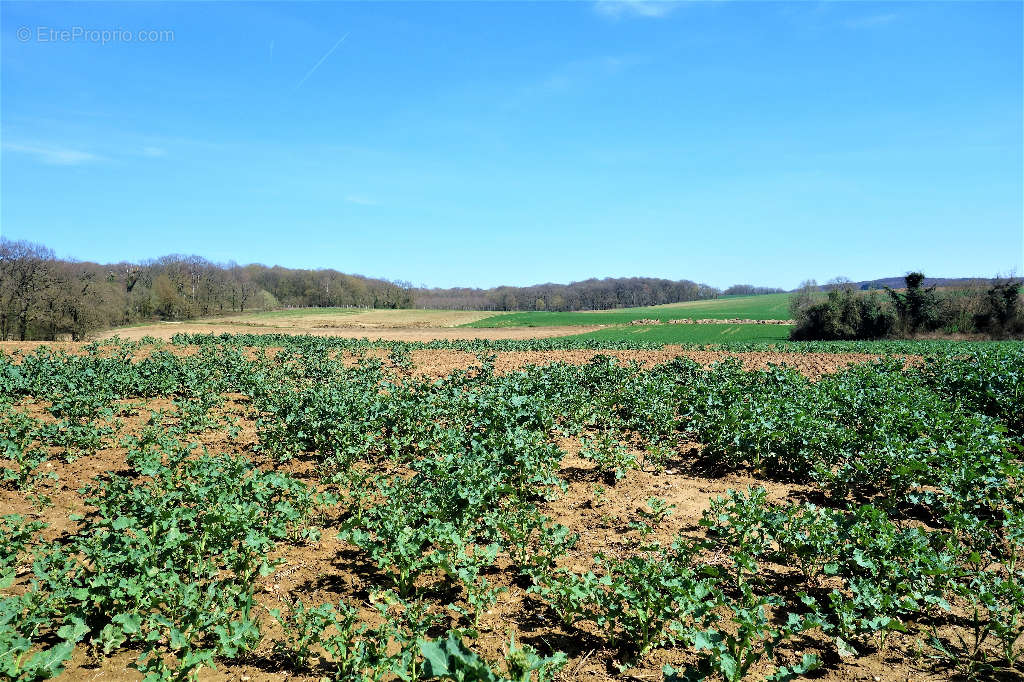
0;238;55;340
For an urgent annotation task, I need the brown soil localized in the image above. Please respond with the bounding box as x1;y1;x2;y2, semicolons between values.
401;348;906;381
90;324;602;342
218;309;496;329
1;342;907;381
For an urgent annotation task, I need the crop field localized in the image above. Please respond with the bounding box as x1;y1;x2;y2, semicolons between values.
194;309;497;330
466;295;793;328
1;334;1022;682
567;324;793;345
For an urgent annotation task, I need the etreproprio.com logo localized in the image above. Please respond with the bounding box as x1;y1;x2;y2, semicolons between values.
16;26;175;44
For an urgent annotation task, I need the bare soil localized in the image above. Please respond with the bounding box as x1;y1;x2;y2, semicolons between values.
90;324;602;342
1;342;907;381
210;309;497;329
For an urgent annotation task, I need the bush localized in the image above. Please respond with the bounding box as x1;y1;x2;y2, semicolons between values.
789;289;895;341
886;272;941;334
791;273;1023;341
974;278;1023;338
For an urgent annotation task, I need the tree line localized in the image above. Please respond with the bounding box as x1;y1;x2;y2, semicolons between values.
1;238;750;340
0;239;415;341
721;284;786;296
415;277;719;312
790;272;1024;340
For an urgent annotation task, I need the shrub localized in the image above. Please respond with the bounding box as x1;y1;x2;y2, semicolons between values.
974;278;1023;338
789;289;895;341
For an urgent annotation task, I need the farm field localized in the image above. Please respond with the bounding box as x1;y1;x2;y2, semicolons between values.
187;308;496;329
97;296;793;343
95;322;600;343
1;334;1022;681
466;294;793;328
567;324;793;345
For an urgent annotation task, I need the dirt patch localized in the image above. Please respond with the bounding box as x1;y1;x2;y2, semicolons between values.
0;342;907;380
0;341;84;355
90;324;602;342
152;309;497;331
403;348;911;381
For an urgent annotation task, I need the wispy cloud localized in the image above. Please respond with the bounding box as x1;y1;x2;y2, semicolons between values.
845;13;898;29
3;142;103;166
295;32;349;90
594;1;678;20
142;146;166;158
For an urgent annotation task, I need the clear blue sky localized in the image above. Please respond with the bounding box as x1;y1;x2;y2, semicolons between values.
2;1;1021;290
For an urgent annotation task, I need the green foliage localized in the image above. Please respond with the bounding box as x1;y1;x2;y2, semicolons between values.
580;432;636;483
974;278;1024;337
570;324;793;345
4;334;1024;680
419;631;566;682
466;293;794;327
0;403;54;493
687;586;821;682
886;272;940;334
790;287;895;340
0;515;44;588
533;539;718;658
789;272;1022;340
11;443;316;681
928;567;1024;679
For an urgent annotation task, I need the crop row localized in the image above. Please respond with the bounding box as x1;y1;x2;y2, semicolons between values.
1;338;1022;680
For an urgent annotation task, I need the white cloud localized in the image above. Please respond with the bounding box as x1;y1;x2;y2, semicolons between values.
3;142;103;166
142;146;166;157
594;1;678;19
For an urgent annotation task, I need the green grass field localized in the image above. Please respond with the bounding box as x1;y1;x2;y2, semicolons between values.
464;293;792;327
563;322;794;345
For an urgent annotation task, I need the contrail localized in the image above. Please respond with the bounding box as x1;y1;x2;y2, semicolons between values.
295;32;349;90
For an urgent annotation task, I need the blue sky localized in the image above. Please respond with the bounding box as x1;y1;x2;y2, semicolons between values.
2;1;1021;290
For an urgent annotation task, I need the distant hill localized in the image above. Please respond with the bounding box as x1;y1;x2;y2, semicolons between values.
819;277;997;292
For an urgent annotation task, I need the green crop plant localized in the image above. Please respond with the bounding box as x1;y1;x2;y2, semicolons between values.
580;432;636;483
2;334;1023;680
680;585;821;682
